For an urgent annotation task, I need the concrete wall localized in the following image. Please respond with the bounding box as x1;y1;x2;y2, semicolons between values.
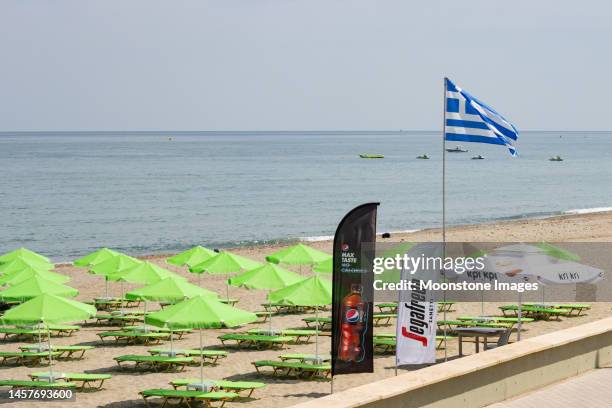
292;317;612;408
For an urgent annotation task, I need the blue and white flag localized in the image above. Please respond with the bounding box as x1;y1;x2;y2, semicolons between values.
445;78;519;156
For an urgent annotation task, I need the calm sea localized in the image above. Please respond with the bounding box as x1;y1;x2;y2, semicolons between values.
1;131;611;261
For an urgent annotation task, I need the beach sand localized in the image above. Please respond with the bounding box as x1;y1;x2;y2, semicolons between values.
1;211;611;408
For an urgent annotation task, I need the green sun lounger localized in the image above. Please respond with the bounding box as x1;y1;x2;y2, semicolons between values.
125;326;192;339
115;354;194;371
302;316;332;330
499;305;565;320
373;335;455;353
94;313;143;326
219;298;239;306
149;349;227;364
376;302;398;313
437;301;455;312
98;330;170;345
457;316;535;324
140;389;238;408
20;345;95;359
523;303;591;316
29;372;112;390
247;329;319;343
170;379;266;397
0;380;77;389
0;351;62;366
252;360;331;379
217;334;293;349
279;353;331;363
0;327;48;341
438;320;512;331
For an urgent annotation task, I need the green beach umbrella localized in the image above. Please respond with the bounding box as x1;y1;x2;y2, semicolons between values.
228;262;303;333
313;258;332;274
145;295;257;387
89;254;142;297
0;294;96;381
268;274;332;358
0;267;70;286
0;275;78;301
265;243;331;273
167;246;216;267
228;263;303;290
0;257;53;274
73;248;120;267
125;278;218;302
190;252;262;299
107;261;186;285
0;248;50;265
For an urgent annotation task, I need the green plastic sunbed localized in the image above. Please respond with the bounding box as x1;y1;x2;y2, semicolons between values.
457;316;535;324
252;360;331;379
0;327;48;341
279;353;331;363
114;354;194;371
98;331;170;345
20;345;94;359
0;351;62;366
0;380;77;389
149;349;227;364
499;305;565;320
29;372;112;390
169;378;265;397
140;389;238;408
247;329;319;343
217;334;293;349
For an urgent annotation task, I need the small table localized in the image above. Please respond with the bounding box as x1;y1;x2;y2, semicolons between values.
456;327;507;356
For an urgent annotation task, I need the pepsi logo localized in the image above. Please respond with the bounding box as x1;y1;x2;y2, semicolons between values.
345;308;360;323
341;243;349;251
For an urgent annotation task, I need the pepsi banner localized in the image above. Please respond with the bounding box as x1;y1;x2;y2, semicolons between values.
331;203;379;375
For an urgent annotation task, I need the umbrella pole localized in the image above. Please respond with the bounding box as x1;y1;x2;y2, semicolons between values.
46;323;53;382
105;276;109;297
315;307;319;358
268;292;273;334
517;292;523;341
144;301;148;333
199;329;204;384
170;330;174;353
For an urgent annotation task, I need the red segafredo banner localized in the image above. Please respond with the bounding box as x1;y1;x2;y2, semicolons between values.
331;203;378;375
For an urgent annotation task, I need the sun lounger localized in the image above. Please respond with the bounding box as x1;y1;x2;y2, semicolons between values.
0;380;77;389
376;302;398;313
499;305;565;320
247;329;319;343
217;334;293;349
169;379;266;397
0;327;49;341
523;303;591;317
94;313;143;326
0;351;62;366
149;349;227;364
261;303;310;314
437;301;455;312
20;345;95;359
457;316;535;324
373;335;454;353
278;353;331;363
219;298;239;306
115;354;194;371
29;372;111;390
302;316;332;330
252;360;331;379
98;330;170;345
140;389;238;408
437;320;512;332
255;311;273;323
125;326;192;339
87;298;123;310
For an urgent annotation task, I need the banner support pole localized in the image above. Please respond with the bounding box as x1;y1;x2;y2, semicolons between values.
442;77;448;361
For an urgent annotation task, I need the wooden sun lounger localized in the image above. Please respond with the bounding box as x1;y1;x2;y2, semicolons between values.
170;379;266;398
114;354;194;371
217;334;293;349
29;372;112;391
98;331;170;345
149;349;227;365
0;380;77;389
20;345;95;359
0;351;62;366
252;360;331;379
140;389;238;408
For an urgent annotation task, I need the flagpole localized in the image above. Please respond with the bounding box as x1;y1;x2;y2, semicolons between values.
442;77;448;361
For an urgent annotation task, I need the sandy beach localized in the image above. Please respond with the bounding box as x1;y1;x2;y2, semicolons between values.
1;211;611;408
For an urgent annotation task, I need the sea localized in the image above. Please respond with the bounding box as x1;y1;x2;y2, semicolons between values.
1;131;611;261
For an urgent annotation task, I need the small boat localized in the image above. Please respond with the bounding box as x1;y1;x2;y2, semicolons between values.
471;155;485;160
549;155;563;162
446;145;468;153
416;155;430;160
359;154;384;159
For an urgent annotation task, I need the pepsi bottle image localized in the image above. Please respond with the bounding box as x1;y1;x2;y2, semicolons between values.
338;283;366;362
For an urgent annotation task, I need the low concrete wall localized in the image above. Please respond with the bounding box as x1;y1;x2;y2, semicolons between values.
292;317;612;408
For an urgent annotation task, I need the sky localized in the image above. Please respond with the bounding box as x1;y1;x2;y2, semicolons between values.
1;1;611;131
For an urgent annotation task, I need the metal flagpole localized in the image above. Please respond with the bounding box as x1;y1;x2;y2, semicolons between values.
442;77;448;361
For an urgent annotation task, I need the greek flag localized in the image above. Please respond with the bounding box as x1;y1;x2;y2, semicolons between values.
445;78;519;156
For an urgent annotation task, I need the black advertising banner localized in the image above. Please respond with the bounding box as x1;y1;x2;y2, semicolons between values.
331;202;379;375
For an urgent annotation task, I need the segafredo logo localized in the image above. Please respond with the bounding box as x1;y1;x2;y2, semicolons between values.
345;308;360;323
400;279;429;347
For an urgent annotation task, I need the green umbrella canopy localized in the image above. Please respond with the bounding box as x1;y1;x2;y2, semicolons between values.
0;257;54;274
89;254;142;276
0;275;78;301
268;275;332;306
73;248;120;267
146;295;257;329
167;246;216;267
535;242;581;262
313;258;332;274
0;248;50;265
0;294;96;325
190;252;262;274
125;277;218;301
266;243;331;266
0;267;70;286
107;261;186;285
228;262;304;290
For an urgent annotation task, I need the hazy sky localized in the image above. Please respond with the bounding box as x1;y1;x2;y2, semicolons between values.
1;1;610;131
